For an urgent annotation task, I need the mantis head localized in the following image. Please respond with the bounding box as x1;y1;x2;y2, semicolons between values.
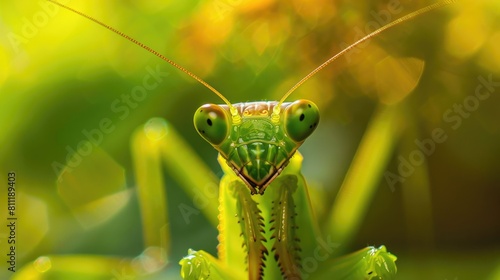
193;100;319;194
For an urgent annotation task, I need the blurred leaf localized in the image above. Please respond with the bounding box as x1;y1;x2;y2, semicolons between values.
57;146;128;229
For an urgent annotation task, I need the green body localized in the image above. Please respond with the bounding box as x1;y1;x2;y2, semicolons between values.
179;152;398;280
184;100;397;279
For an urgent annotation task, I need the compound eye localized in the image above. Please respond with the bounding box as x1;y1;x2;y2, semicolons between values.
284;100;320;142
193;104;230;145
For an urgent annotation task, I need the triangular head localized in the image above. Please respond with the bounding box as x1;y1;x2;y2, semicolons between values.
194;100;319;194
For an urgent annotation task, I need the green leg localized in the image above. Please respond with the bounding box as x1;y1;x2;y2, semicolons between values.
267;154;329;279
179;249;243;280
225;178;268;280
180;167;266;280
309;245;397;280
267;174;302;279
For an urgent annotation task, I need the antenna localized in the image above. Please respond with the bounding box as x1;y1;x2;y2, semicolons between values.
47;0;241;121
275;0;456;109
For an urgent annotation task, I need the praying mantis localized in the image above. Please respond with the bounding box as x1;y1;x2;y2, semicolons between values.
13;0;456;279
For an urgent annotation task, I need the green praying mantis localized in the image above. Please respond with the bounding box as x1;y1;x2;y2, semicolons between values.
15;1;455;279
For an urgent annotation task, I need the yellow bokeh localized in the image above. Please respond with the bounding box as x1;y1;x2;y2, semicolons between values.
445;6;490;59
478;31;500;74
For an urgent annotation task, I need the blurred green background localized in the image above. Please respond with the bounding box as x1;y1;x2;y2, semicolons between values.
0;0;499;279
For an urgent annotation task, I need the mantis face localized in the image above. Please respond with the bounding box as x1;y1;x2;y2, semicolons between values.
194;100;319;194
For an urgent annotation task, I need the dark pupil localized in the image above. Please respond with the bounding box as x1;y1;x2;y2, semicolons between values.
299;113;305;121
207;118;213;126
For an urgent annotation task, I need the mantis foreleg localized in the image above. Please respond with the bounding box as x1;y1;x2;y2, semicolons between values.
269;174;302;279
229;180;268;280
